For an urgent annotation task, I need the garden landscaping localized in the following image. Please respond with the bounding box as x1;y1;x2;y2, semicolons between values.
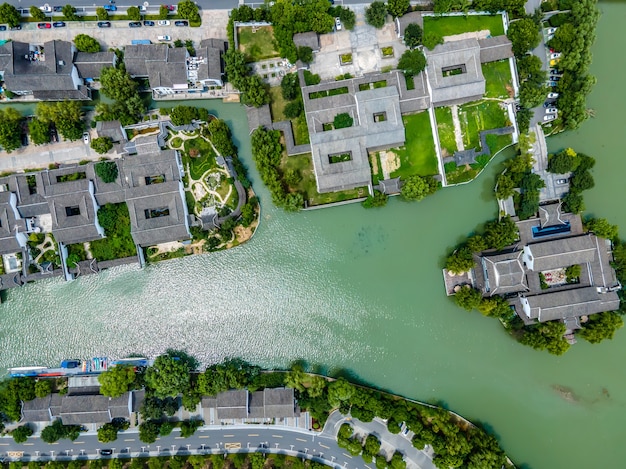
434;107;458;157
237;26;281;62
482;59;514;99
389;112;438;179
458;100;509;150
423;14;505;38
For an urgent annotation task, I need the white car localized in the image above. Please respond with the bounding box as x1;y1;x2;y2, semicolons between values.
546;27;557;34
546;107;558;114
83;132;90;144
550;52;562;59
39;5;52;13
157;20;170;26
543;114;556;122
157;35;171;41
547;92;559;99
335;17;342;31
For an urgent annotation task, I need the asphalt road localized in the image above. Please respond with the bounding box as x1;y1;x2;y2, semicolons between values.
1;426;367;469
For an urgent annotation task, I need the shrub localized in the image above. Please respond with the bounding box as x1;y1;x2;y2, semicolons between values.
333;113;353;129
90;136;113;155
95;161;119;183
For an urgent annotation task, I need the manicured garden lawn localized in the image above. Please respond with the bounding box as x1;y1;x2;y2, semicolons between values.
269;86;287;122
238;26;280;62
292;114;310;145
280;152;366;206
435;107;458;157
390;111;438;178
183;137;217;180
423;14;505;37
486;133;513;155
482;60;513;99
458;100;509;150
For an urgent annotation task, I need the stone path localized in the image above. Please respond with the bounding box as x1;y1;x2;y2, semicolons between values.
450;104;465;151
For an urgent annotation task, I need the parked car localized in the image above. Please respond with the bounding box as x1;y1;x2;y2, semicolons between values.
157;20;170;26
556;178;568;185
543;114;556;122
0;25;6;31
546;107;558;114
10;25;21;30
129;21;142;28
174;20;188;26
547;92;559;99
548;80;557;87
163;4;175;11
103;4;117;11
53;5;63;12
546;27;557;35
97;21;111;28
335;17;342;31
83;132;90;144
543;101;554;108
157;35;171;41
39;5;52;12
549;59;558;67
100;449;113;456
140;5;147;11
52;21;65;28
143;20;155;26
37;23;51;29
550;52;562;59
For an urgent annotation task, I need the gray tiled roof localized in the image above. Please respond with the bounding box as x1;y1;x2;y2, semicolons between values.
424;39;485;106
216;390;248;419
520;287;621;323
96;120;126;144
538;202;565;228
22;396;53;422
525;234;597;272
263;388;295;418
293;32;320;51
195;46;223;82
74;52;115;79
248;391;265;418
478;36;513;63
481;250;528;296
0;191;26;255
124;44;169;77
59;395;111;424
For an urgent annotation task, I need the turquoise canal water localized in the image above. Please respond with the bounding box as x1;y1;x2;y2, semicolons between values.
1;4;626;468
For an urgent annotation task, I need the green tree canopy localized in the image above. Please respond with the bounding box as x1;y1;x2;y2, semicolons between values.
30;6;46;21
365;1;387;28
297;46;313;64
547;147;579;174
95;161;119;183
100;67;138;101
483;216;518;250
139;420;160;443
74;34;101;53
281;73;301;101
327;378;355;407
403;23;423;49
98;365;137;398
12;424;34;443
29;119;50;146
284;100;303;119
34;379;52;398
0;107;23;153
0;3;21;27
570;170;594;192
562;190;584;214
506;18;540;56
386;0;410;18
144;354;191;398
584;218;619;240
398;49;427;79
362;190;388;208
159;5;169;19
333;113;353;129
97;423;119;443
96;7;108;20
454;286;483;311
178;0;200;23
127;6;141;21
241;75;270;107
446;246;475;274
90;137;113;155
400;174;438;201
62;4;78;21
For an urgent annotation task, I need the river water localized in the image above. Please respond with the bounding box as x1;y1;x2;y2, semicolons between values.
1;4;625;468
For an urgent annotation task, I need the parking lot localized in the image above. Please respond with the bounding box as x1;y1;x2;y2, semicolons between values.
0;10;229;49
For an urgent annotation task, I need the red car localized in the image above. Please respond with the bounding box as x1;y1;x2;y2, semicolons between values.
163;4;175;10
37;23;52;29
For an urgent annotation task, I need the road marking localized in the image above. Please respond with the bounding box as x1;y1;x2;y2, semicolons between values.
296;438;307;442
224;442;241;449
272;435;283;438
124;439;135;442
223;434;235;438
198;436;210;439
0;444;10;446
343;453;353;459
248;433;259;437
73;441;85;445
175;437;184;440
319;443;330;449
23;443;34;446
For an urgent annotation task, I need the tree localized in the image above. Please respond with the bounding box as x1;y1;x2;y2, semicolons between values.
34;379;52;398
403;23;423;49
565;264;581;283
178;0;200;23
74;34;101;53
570;170;594;192
281;73;300;101
333;113;353;129
398;49;427;79
97;423;119;443
12;424;33;444
506;18;540;56
584;218;619;240
519;321;570;355
180;419;203;438
495;172;515;199
338;7;356;30
580;311;624;344
241;75;270;108
327;378;355;408
363;435;381;457
159;5;169;19
519;81;548;108
547;148;578;174
94;161;119;184
41;420;80;443
400;175;438;201
362;190;388;208
29;119;50;145
423;31;444;50
90;137;113;155
99;365;136;397
297;46;313;64
454;286;482;311
0;3;20;27
563;190;584;214
284;100;303;119
100;67;138;101
386;0;409;18
144;353;191;398
30;6;46;21
139;420;160;444
517;55;543;81
483;216;518;250
127;6;141;21
62;4;79;21
0;107;23;153
96;7;108;20
365;1;387;28
36;101;84;141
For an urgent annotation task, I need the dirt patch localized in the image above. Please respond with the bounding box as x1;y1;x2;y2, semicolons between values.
234;224;254;244
444;30;491;42
506;83;515;98
370;154;379;176
222;94;240;103
192;182;207;200
380;150;400;179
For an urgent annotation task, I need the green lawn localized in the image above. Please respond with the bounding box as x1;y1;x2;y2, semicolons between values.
458;100;509;150
482;60;513;99
183;137;217;180
238;26;280;62
486;133;513;155
370;152;383;185
279;153;366;206
423;14;505;37
292;114;310;145
435;107;458;157
269;86;287;122
390;111;438;178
